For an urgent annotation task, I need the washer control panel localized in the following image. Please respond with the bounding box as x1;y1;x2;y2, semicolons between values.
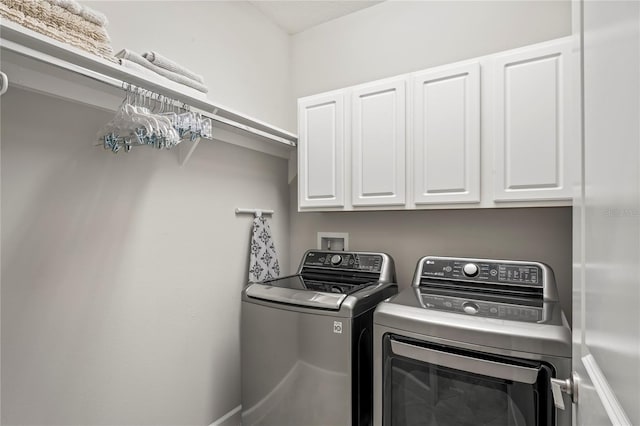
303;251;383;272
419;258;542;286
421;293;542;322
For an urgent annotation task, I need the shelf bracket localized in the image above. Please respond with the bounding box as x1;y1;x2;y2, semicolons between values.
178;136;202;166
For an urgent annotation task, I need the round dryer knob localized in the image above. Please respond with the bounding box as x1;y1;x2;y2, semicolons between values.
463;263;479;277
462;302;479;315
330;254;343;266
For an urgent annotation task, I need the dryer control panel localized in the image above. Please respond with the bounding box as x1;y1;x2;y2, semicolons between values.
418;257;543;287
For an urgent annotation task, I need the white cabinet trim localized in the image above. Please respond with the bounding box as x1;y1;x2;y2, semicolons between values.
412;62;481;204
351;78;407;206
492;38;576;202
298;92;345;208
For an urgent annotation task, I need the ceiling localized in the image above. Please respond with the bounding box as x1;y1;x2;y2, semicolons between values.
249;1;384;35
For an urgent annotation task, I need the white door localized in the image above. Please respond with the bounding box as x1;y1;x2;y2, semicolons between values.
298;92;345;208
493;38;575;202
570;1;638;425
351;78;406;206
412;62;480;204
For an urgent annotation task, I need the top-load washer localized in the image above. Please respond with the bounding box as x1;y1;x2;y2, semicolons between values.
241;250;397;426
373;256;572;426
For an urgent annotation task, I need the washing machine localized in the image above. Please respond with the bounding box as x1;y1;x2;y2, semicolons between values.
241;250;397;426
373;256;572;426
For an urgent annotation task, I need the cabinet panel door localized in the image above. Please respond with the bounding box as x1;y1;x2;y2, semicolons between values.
298;92;344;208
413;63;480;204
493;38;575;201
351;79;406;206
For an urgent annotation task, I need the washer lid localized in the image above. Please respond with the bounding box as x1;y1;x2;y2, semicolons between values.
246;273;379;310
245;281;347;310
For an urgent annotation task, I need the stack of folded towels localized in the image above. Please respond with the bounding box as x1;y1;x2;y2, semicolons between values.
0;0;114;61
116;49;208;99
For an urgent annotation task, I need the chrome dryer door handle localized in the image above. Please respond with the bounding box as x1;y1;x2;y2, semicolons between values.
390;339;539;384
550;372;580;410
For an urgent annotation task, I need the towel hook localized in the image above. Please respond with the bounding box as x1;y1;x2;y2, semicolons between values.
0;71;9;97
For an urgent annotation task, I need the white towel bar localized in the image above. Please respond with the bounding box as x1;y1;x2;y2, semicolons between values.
235;208;274;217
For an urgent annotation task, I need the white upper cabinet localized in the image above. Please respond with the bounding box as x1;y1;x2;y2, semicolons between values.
298;92;345;208
351;78;406;206
412;62;480;204
492;38;575;201
296;36;577;211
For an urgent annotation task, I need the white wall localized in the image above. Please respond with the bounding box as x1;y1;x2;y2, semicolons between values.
90;0;295;132
292;0;572;97
1;2;291;425
289;0;574;320
576;1;640;423
1;88;289;426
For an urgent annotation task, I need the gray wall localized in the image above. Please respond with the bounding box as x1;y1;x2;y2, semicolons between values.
289;0;574;319
1;2;292;424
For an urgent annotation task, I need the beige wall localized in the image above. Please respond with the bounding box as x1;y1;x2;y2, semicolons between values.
289;0;574;319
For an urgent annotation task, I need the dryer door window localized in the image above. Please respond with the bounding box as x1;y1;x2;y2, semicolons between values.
382;335;554;426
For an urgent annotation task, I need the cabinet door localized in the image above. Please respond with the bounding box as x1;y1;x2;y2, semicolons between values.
351;79;406;206
493;38;575;201
298;92;345;208
412;63;481;204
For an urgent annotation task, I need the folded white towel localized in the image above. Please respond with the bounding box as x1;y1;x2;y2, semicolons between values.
80;4;108;27
115;49;208;94
51;0;81;15
49;0;108;27
142;51;205;84
118;58;208;100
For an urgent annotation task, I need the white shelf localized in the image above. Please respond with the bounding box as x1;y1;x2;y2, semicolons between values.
0;20;297;159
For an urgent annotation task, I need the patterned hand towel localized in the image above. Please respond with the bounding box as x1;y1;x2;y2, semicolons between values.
249;216;280;282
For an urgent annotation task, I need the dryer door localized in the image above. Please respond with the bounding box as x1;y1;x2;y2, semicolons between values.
382;335;554;426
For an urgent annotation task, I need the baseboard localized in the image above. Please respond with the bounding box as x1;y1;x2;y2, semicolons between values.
210;405;241;426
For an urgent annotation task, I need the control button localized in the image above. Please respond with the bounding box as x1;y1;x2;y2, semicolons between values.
489;307;498;314
490;269;497;277
444;301;453;308
330;255;343;265
463;263;479;277
462;302;479;315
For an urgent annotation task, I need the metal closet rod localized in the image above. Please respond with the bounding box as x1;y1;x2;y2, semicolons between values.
103;81;295;147
235;208;275;217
